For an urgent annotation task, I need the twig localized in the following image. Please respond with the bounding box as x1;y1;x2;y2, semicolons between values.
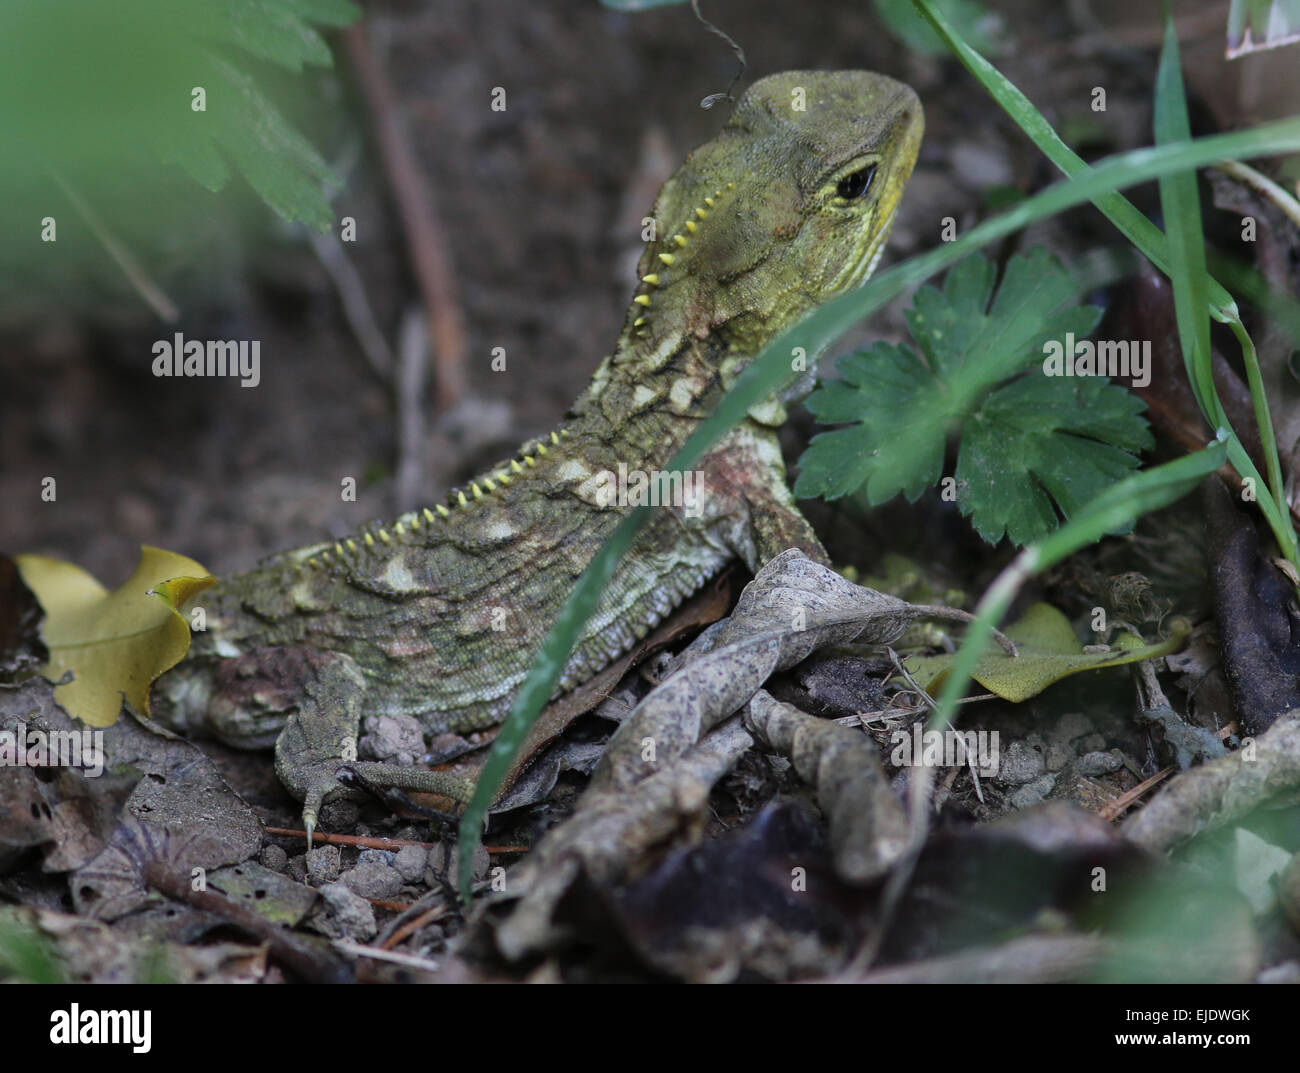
142;859;351;983
265;824;520;856
1098;764;1174;822
333;940;441;972
381;901;450;951
51;171;179;323
1210;159;1300;234
341;20;467;410
395;307;428;511
691;0;746;109
265;825;439;850
309;230;393;380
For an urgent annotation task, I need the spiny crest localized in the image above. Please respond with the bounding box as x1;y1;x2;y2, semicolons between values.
628;180;737;339
290;428;573;574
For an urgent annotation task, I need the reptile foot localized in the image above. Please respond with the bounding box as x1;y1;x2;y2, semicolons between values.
285;752;475;847
278;757;366;848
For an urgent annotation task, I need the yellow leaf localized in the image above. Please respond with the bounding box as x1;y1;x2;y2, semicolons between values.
907;602;1189;704
15;546;215;727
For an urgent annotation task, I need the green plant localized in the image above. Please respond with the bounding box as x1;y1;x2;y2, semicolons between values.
794;248;1151;545
0;0;358;233
0;912;67;984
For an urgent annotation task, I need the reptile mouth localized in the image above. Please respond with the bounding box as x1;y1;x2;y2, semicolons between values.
832;207;897;295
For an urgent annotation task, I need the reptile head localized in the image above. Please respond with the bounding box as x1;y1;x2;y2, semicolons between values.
628;70;923;357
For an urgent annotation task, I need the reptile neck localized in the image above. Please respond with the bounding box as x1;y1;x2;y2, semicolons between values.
567;326;730;450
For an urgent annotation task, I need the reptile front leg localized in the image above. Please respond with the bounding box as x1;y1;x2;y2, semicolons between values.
203;645;472;843
699;420;830;570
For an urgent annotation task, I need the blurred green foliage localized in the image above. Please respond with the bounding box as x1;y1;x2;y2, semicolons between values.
0;0;358;310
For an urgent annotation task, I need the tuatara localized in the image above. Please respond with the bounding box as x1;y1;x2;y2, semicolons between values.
153;70;924;840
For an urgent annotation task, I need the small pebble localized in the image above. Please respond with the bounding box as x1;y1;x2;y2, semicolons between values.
1076;750;1123;776
998;741;1046;785
286;855;308;885
306;844;341;885
313;882;377;941
1044;743;1074;772
393;845;428;883
341;858;404;900
425;841;492;889
360;713;426;766
1009;774;1056;809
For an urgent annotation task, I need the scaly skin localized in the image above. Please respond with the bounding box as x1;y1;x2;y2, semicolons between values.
154;71;924;838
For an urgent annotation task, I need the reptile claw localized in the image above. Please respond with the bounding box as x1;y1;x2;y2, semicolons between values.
283;761;349;849
303;782;326;849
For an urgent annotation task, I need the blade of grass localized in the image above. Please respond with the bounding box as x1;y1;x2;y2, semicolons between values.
1225;317;1290;521
1154;5;1295;559
456;113;1300;901
911;0;1240;322
1155;7;1217;426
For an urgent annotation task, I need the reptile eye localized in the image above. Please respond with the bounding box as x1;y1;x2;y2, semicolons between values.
836;165;877;201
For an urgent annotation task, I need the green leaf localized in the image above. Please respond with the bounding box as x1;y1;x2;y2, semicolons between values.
198;1;359;73
0;0;356;233
207;55;337;231
796;247;1136;544
906;602;1190;703
797;344;944;502
200;0;339;73
958;374;1152;545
